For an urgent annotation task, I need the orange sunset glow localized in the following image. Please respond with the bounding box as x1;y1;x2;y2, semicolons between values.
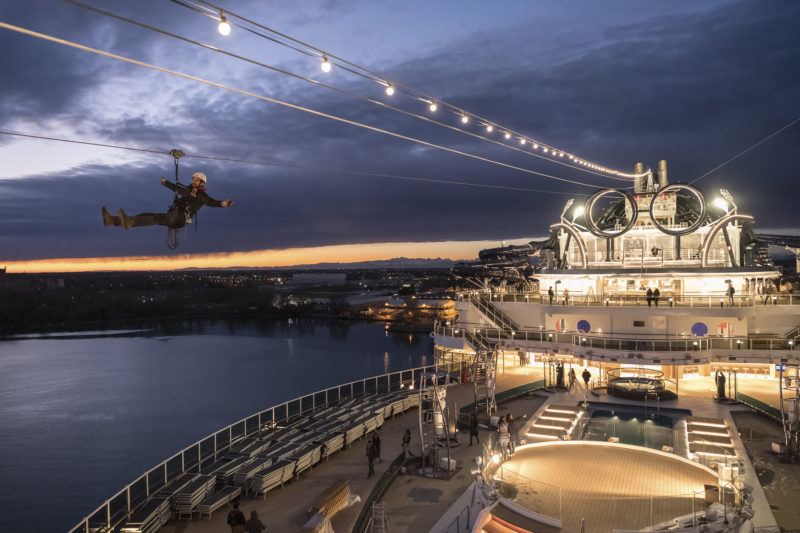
1;238;531;273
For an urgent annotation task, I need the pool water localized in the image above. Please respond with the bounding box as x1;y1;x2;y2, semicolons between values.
579;403;691;451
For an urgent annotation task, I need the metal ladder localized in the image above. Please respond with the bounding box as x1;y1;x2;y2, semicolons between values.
369;502;390;533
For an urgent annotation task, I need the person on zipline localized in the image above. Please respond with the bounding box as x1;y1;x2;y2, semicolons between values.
102;172;233;229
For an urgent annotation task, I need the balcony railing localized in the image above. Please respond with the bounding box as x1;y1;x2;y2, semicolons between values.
459;290;800;308
436;325;797;354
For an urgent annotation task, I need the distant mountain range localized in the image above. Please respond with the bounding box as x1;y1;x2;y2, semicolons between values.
204;257;458;270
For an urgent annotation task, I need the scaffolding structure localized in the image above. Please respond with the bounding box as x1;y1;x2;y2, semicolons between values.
778;363;800;462
368;502;390;533
473;349;497;417
418;371;454;476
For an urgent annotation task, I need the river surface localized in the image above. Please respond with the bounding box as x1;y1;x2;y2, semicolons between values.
0;318;433;532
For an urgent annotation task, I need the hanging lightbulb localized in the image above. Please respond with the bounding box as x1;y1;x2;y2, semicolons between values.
520;138;526;145
532;143;538;149
504;132;511;140
321;56;332;72
429;101;437;112
218;11;231;36
543;147;549;154
385;84;394;96
559;151;565;157
461;115;469;124
486;125;493;133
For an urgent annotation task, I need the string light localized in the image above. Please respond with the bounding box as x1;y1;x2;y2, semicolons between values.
461;115;469;124
520;138;526;145
486;125;493;133
429;101;437;112
504;132;511;140
320;55;331;72
533;143;538;149
217;11;231;35
385;84;394;96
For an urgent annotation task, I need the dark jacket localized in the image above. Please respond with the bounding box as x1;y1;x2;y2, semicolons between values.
164;181;224;219
227;509;246;526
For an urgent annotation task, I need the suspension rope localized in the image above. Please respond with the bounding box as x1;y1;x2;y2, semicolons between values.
0;20;611;190
60;0;629;182
169;0;643;179
0;129;587;197
689;116;800;184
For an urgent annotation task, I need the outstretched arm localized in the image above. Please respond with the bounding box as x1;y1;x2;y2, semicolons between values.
160;177;179;192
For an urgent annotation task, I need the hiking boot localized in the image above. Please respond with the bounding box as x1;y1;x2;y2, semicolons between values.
118;208;134;230
101;207;114;226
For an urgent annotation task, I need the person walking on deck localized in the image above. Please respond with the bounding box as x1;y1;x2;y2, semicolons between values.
402;428;414;458
469;412;479;446
245;510;266;533
568;367;576;392
373;432;383;463
227;502;246;533
366;438;376;477
548;286;554;305
497;416;510;460
507;413;517;454
582;368;591;389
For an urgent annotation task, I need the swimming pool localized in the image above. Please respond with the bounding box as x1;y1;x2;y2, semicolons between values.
579;402;691;451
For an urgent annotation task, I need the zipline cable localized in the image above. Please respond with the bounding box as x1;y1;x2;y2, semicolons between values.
689;116;800;185
0;129;586;197
0;19;610;190
170;0;643;179
60;0;630;182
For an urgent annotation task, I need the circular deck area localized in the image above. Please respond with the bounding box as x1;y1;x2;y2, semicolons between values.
494;442;716;533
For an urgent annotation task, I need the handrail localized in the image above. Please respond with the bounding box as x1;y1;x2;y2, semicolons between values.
443;505;471;533
70;365;437;533
436;325;799;355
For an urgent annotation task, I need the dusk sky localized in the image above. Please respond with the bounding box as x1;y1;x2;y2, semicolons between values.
1;0;799;272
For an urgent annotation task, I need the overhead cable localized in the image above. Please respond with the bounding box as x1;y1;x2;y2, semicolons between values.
61;0;629;182
0;20;612;189
0;129;586;197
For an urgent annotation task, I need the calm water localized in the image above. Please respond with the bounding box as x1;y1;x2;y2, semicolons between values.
580;404;690;451
0;318;433;532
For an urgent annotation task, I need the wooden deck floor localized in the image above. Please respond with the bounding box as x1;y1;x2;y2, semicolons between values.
493;443;717;533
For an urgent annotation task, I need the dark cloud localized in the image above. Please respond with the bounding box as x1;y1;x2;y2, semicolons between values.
1;0;799;263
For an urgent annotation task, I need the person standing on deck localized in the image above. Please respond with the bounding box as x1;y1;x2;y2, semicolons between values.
373;432;383;463
507;413;517;454
402;428;414;457
582;368;591;389
653;287;660;306
366;437;376;477
469;412;479;446
548;286;555;305
227;502;246;533
568;367;576;392
497;416;510;459
245;510;266;533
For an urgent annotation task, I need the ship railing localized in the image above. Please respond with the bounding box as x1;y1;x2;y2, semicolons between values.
69;365;438;533
481;290;800;307
435;325;798;354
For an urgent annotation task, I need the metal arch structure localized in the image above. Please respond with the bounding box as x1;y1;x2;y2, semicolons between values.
584;188;638;238
550;222;588;269
649;183;708;236
701;214;755;267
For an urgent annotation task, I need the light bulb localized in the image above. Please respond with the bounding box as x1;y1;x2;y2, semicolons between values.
504;132;511;139
543;148;549;153
321;56;331;72
533;143;538;149
218;12;231;36
520;138;526;145
486;125;493;133
461;115;469;124
713;198;728;212
429;102;437;112
559;151;565;157
385;84;394;96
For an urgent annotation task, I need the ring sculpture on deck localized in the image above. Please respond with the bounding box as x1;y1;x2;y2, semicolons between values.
648;183;707;236
584;188;638;238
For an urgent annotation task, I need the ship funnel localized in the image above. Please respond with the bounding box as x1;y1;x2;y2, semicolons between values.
657;160;668;187
634;162;649;193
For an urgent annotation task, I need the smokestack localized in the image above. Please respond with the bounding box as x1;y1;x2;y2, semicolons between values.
634;162;647;193
658;160;668;187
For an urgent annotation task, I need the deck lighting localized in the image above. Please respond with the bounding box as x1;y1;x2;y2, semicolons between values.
713;198;729;212
218;11;231;35
492;454;501;464
429;101;437;112
789;340;794;346
321;56;332;72
461;115;469;124
385;84;394;96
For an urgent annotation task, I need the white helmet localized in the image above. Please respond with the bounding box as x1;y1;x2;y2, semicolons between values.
192;172;207;184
